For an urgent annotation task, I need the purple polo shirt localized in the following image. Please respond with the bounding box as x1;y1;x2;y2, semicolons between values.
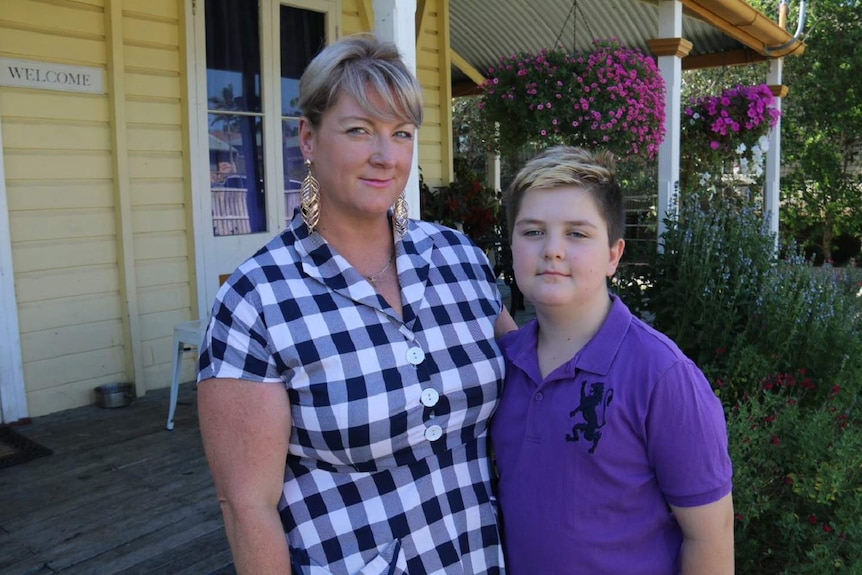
490;295;732;575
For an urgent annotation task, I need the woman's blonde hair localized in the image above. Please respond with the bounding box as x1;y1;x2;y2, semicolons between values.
299;34;424;127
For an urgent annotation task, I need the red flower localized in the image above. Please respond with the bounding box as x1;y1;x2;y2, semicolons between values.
735;513;744;522
770;435;781;445
809;514;818;525
784;476;794;485
823;523;834;533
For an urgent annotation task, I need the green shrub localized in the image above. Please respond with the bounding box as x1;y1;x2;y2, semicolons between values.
730;388;862;574
614;193;862;572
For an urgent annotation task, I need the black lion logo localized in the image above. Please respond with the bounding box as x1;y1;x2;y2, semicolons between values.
566;381;614;454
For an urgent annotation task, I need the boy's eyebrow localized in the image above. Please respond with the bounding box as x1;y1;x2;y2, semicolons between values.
515;217;599;228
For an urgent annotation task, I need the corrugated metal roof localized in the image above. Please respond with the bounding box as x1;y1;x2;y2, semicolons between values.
449;0;767;85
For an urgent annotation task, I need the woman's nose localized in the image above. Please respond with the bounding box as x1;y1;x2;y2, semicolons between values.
370;138;396;167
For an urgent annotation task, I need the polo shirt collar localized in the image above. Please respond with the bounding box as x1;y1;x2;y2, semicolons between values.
576;295;632;376
504;295;632;382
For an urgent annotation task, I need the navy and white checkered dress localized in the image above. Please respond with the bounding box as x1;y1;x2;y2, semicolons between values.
198;213;506;574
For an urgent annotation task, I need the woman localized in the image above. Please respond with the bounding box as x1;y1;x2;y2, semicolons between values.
198;35;515;574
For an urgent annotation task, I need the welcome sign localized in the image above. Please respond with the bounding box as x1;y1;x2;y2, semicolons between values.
0;58;104;94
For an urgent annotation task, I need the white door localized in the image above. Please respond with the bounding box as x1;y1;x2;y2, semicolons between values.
193;0;338;315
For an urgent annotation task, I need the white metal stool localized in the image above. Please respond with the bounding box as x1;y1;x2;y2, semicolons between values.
166;319;206;430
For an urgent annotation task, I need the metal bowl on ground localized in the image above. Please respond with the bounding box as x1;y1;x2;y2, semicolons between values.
95;382;134;408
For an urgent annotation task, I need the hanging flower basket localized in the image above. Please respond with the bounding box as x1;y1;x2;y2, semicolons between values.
478;39;666;160
681;84;780;190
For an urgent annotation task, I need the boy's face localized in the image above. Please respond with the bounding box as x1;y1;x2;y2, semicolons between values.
511;186;624;313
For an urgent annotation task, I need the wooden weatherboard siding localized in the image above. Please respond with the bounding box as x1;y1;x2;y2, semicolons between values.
416;0;452;187
1;0;128;417
0;0;194;417
120;0;196;396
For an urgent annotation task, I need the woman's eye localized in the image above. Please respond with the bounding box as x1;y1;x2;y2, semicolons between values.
347;126;370;135
395;130;414;140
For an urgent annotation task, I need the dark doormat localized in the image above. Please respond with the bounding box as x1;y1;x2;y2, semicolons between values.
0;426;53;470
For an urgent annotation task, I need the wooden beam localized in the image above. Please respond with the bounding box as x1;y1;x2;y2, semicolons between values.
453;80;482;98
415;0;430;43
438;0;453;183
646;37;693;59
682;48;768;70
682;0;805;58
357;0;373;32
450;49;486;88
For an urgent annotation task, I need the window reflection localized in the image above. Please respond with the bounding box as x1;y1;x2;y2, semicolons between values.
206;0;265;236
281;6;324;224
283;120;303;224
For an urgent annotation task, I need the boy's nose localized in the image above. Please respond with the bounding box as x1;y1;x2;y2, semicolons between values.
542;237;565;259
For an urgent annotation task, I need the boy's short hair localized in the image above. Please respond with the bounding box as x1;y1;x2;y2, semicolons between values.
504;146;625;245
298;34;424;128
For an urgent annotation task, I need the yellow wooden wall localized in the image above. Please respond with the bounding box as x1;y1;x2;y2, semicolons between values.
0;0;191;416
121;0;193;399
415;0;453;186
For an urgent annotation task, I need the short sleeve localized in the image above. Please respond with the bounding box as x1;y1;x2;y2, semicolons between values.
646;360;733;507
197;278;282;383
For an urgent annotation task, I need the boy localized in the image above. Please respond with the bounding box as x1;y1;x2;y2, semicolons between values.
490;146;734;574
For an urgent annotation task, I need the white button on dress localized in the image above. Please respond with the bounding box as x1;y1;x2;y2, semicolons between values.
406;347;426;365
424;424;443;441
420;388;440;407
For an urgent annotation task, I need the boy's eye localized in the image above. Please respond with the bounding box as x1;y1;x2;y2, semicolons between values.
522;229;543;237
568;230;588;238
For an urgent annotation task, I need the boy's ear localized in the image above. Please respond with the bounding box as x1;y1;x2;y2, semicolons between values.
606;239;625;277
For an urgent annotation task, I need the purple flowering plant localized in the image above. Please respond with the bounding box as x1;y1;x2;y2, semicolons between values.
478;39;666;160
681;84;780;189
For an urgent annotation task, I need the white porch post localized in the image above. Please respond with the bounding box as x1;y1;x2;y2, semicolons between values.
486;151;501;193
765;58;786;249
648;1;689;247
0;113;29;423
374;0;421;218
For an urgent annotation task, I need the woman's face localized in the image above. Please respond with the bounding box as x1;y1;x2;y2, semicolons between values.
300;89;415;229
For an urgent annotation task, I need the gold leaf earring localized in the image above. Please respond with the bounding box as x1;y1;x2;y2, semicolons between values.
300;159;320;233
393;192;408;239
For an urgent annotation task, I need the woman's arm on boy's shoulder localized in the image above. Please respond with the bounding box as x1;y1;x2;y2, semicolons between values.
671;493;735;575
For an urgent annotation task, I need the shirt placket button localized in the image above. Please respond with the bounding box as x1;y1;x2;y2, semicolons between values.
421;388;440;408
406;347;425;365
424;425;443;441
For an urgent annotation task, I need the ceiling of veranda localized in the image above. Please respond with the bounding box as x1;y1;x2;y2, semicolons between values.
448;0;805;94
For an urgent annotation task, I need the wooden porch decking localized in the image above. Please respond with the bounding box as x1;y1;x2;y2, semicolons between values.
0;383;236;575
